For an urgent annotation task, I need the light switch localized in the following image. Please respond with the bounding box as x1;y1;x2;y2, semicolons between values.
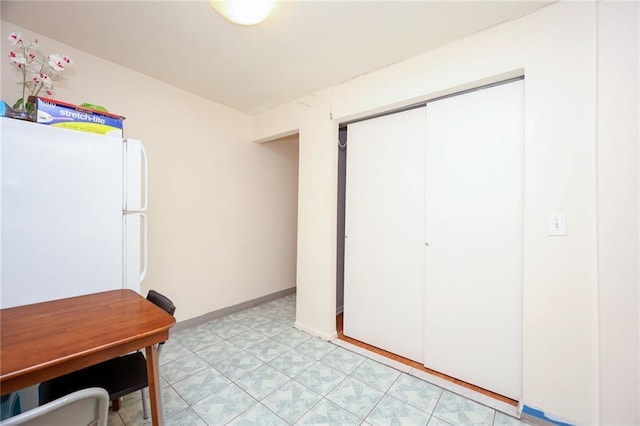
548;214;567;236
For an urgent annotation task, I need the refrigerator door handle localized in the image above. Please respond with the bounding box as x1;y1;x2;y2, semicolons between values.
123;140;128;211
123;139;148;213
140;212;148;282
123;211;147;291
140;143;149;212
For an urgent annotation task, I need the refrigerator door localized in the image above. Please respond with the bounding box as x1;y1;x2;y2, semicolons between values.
1;118;124;308
123;139;148;292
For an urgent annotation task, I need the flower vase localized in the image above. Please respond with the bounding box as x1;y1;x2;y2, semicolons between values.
8;109;35;121
4;99;35;121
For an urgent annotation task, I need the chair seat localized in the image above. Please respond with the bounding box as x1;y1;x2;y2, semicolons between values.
39;352;148;405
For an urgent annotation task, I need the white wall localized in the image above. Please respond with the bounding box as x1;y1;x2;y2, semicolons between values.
596;2;640;424
1;20;299;323
253;2;639;424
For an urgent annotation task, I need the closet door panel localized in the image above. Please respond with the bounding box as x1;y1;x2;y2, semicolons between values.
424;81;524;399
344;108;426;362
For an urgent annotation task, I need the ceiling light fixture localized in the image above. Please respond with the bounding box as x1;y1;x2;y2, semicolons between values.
209;0;275;26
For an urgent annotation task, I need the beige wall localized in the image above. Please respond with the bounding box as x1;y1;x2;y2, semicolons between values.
253;96;339;341
253;2;639;425
1;20;299;323
3;2;639;424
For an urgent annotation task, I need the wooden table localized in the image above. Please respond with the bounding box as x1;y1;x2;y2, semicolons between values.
0;289;175;426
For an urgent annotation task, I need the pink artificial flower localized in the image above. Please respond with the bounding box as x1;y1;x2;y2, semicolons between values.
47;54;65;71
7;32;21;45
39;73;52;88
62;55;72;66
8;51;26;64
46;89;53;96
32;75;41;84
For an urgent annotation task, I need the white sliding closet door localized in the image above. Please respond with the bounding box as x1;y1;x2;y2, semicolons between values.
424;80;523;399
344;108;426;362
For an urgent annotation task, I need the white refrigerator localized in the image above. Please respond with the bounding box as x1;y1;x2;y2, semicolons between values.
0;117;148;309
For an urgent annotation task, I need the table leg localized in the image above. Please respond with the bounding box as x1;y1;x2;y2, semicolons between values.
145;344;164;426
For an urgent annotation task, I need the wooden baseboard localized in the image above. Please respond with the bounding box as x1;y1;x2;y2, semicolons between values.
336;313;517;407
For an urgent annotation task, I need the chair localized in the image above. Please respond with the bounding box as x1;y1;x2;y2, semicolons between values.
1;387;108;426
38;290;176;420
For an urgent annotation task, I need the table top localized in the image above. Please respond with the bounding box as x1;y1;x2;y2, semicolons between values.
0;289;175;389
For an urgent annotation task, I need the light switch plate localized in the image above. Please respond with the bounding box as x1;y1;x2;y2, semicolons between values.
548;214;567;236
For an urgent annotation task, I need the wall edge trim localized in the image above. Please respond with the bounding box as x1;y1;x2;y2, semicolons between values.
172;286;296;333
294;321;338;341
521;405;576;426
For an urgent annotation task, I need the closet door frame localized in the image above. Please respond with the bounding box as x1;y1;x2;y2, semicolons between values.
338;77;524;400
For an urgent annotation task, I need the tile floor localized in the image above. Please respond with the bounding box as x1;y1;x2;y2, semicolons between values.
108;294;530;426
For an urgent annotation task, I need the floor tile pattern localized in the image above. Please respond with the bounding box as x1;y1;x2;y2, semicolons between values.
326;377;384;419
351;359;401;392
105;293;530;426
366;394;431;425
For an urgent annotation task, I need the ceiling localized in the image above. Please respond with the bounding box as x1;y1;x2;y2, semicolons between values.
1;1;550;114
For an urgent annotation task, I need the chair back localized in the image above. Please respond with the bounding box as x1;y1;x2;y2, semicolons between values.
1;388;108;426
147;290;175;351
147;290;176;316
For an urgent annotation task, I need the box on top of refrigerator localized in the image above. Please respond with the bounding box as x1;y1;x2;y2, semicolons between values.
30;96;125;137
